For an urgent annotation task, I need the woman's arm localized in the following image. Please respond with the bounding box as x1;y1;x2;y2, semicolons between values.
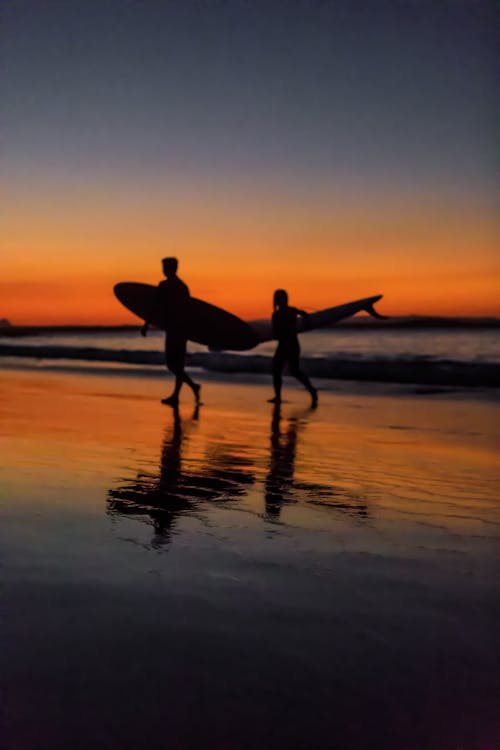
271;311;279;339
296;309;310;330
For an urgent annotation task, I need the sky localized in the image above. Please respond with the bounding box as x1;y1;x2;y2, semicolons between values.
2;0;498;324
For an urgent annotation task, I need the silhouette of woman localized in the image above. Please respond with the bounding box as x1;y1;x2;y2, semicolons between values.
269;289;318;406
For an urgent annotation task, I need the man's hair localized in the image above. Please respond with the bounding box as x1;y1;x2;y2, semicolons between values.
162;257;178;273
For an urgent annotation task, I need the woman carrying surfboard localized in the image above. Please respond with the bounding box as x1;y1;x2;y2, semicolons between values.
269;289;318;407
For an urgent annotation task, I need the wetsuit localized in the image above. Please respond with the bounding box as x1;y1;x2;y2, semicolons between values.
272;306;316;402
158;275;190;376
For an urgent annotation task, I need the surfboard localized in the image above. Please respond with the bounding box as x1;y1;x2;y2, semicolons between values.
248;295;387;343
115;283;386;351
114;282;260;351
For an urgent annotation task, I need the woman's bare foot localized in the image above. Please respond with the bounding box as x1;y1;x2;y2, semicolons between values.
161;394;179;406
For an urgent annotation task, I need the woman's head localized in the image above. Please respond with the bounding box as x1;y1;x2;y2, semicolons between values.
273;289;288;309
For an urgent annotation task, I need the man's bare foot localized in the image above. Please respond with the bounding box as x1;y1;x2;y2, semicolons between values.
310;388;318;408
161;395;179;406
267;396;281;403
193;383;202;403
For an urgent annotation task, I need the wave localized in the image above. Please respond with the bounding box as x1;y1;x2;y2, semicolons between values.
1;343;499;387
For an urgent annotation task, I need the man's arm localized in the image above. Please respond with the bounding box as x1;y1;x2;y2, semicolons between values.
148;279;169;334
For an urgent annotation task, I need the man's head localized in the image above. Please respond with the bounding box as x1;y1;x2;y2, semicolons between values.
162;257;178;277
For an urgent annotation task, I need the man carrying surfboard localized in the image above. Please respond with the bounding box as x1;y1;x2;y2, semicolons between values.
269;289;318;407
141;257;201;406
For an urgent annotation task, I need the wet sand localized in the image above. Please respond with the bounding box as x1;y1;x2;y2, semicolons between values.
1;367;499;750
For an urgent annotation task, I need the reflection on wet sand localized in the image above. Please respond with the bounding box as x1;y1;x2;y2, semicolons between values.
109;404;369;543
4;369;499;750
265;403;369;521
108;405;255;546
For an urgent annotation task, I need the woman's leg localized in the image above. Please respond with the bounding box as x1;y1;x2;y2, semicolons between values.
182;372;201;401
271;347;285;401
289;345;318;405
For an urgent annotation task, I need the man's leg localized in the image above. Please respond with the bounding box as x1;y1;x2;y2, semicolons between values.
176;338;201;401
162;334;182;404
163;336;200;405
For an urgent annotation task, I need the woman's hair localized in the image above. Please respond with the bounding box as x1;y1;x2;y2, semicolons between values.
273;289;288;308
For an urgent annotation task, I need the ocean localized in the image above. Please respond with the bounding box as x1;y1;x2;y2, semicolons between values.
1;327;498;387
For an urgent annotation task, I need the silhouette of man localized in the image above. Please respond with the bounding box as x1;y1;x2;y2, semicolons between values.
141;257;201;406
269;289;317;406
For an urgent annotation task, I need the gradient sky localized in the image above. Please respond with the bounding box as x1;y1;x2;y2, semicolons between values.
2;0;498;324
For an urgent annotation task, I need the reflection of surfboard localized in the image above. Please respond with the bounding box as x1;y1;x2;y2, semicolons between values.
248;295;387;343
114;282;259;351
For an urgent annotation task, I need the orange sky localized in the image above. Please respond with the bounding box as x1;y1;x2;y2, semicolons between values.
3;181;499;324
3;0;497;326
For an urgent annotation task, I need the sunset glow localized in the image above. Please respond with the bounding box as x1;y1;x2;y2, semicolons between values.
4;184;497;324
3;1;497;325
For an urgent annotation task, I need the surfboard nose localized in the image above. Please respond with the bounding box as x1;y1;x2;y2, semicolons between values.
113;282;125;298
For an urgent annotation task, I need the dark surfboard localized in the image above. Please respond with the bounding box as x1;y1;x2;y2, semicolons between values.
114;282;260;351
248;295;387;343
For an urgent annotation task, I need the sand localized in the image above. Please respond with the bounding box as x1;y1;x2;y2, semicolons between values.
1;365;499;750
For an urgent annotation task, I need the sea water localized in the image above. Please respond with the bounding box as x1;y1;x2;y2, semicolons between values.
1;327;498;387
1;327;499;361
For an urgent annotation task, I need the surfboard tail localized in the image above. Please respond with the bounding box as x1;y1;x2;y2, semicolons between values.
363;300;388;319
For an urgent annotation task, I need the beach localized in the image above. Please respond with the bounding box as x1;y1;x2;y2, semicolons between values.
1;363;499;749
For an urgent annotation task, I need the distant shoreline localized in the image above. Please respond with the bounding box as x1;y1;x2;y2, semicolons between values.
1;316;499;337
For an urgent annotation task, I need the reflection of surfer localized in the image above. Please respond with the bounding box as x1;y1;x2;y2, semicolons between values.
264;404;370;522
269;289;317;406
265;403;299;519
141;257;201;406
107;404;255;547
108;403;199;547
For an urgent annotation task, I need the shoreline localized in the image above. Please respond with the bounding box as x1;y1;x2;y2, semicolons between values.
2;356;500;403
1;344;499;389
